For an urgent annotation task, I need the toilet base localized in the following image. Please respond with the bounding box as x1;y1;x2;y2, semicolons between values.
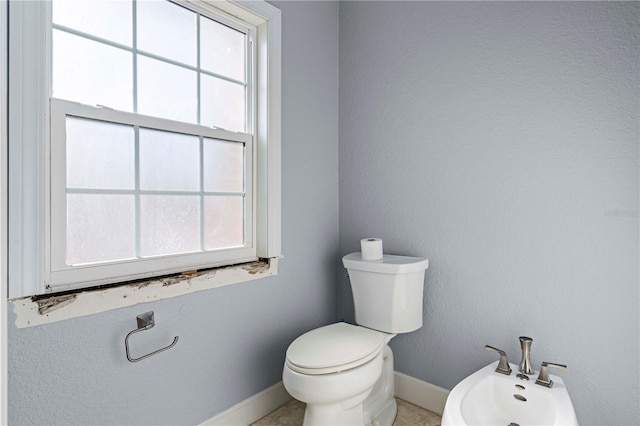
366;398;396;426
364;344;397;426
303;390;369;426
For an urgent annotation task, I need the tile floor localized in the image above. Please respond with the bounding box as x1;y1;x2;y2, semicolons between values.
252;398;441;426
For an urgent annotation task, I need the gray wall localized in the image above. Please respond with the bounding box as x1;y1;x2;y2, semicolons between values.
7;1;339;424
7;2;640;425
338;2;639;425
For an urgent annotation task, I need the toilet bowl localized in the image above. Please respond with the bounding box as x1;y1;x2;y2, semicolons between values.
282;322;395;426
283;252;429;426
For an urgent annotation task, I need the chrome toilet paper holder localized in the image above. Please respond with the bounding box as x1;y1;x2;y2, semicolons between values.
125;311;179;363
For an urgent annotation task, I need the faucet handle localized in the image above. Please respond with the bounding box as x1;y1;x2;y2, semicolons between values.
484;345;512;375
535;361;567;388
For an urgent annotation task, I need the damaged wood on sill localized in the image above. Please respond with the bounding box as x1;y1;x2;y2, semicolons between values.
37;293;78;315
13;257;279;328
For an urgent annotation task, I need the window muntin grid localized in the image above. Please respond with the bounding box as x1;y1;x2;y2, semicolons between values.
62;115;247;266
49;101;254;290
52;0;249;132
47;0;256;282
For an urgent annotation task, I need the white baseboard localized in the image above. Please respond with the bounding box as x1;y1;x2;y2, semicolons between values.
394;371;450;416
201;372;450;425
201;381;292;426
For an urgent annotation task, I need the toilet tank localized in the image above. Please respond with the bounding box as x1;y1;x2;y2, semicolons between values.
343;252;429;334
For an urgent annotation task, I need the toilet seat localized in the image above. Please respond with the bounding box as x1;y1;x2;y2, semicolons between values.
285;322;387;375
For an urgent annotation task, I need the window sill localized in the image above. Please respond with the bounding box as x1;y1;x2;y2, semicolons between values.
11;257;279;328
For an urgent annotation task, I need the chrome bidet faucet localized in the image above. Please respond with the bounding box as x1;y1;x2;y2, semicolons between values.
518;336;534;375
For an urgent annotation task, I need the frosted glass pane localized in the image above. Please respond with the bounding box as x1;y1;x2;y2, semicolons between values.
137;0;196;66
203;139;244;193
200;17;245;82
139;129;199;191
66;117;135;190
53;30;133;111
204;196;244;249
53;0;132;46
201;75;245;132
138;55;197;123
140;195;200;257
66;194;135;265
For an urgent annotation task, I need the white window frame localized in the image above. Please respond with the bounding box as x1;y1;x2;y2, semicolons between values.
6;0;281;298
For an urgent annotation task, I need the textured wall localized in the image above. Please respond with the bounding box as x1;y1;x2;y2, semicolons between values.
7;1;339;424
7;2;639;425
338;2;639;425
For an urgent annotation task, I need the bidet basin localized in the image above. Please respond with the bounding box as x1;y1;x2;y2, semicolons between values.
441;361;578;426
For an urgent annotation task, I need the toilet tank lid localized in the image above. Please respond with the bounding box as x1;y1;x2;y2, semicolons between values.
342;253;429;274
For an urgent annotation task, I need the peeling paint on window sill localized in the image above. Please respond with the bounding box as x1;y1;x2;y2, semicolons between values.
11;258;279;328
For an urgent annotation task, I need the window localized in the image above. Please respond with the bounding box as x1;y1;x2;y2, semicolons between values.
7;0;281;297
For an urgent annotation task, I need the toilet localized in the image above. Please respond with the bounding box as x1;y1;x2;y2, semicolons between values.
282;252;429;426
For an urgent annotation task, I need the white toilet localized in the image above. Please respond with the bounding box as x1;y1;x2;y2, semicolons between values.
282;252;429;426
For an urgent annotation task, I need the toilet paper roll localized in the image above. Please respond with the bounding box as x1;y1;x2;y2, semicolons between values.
361;238;383;261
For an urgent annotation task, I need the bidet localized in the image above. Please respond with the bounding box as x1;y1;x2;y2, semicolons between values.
441;361;578;426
